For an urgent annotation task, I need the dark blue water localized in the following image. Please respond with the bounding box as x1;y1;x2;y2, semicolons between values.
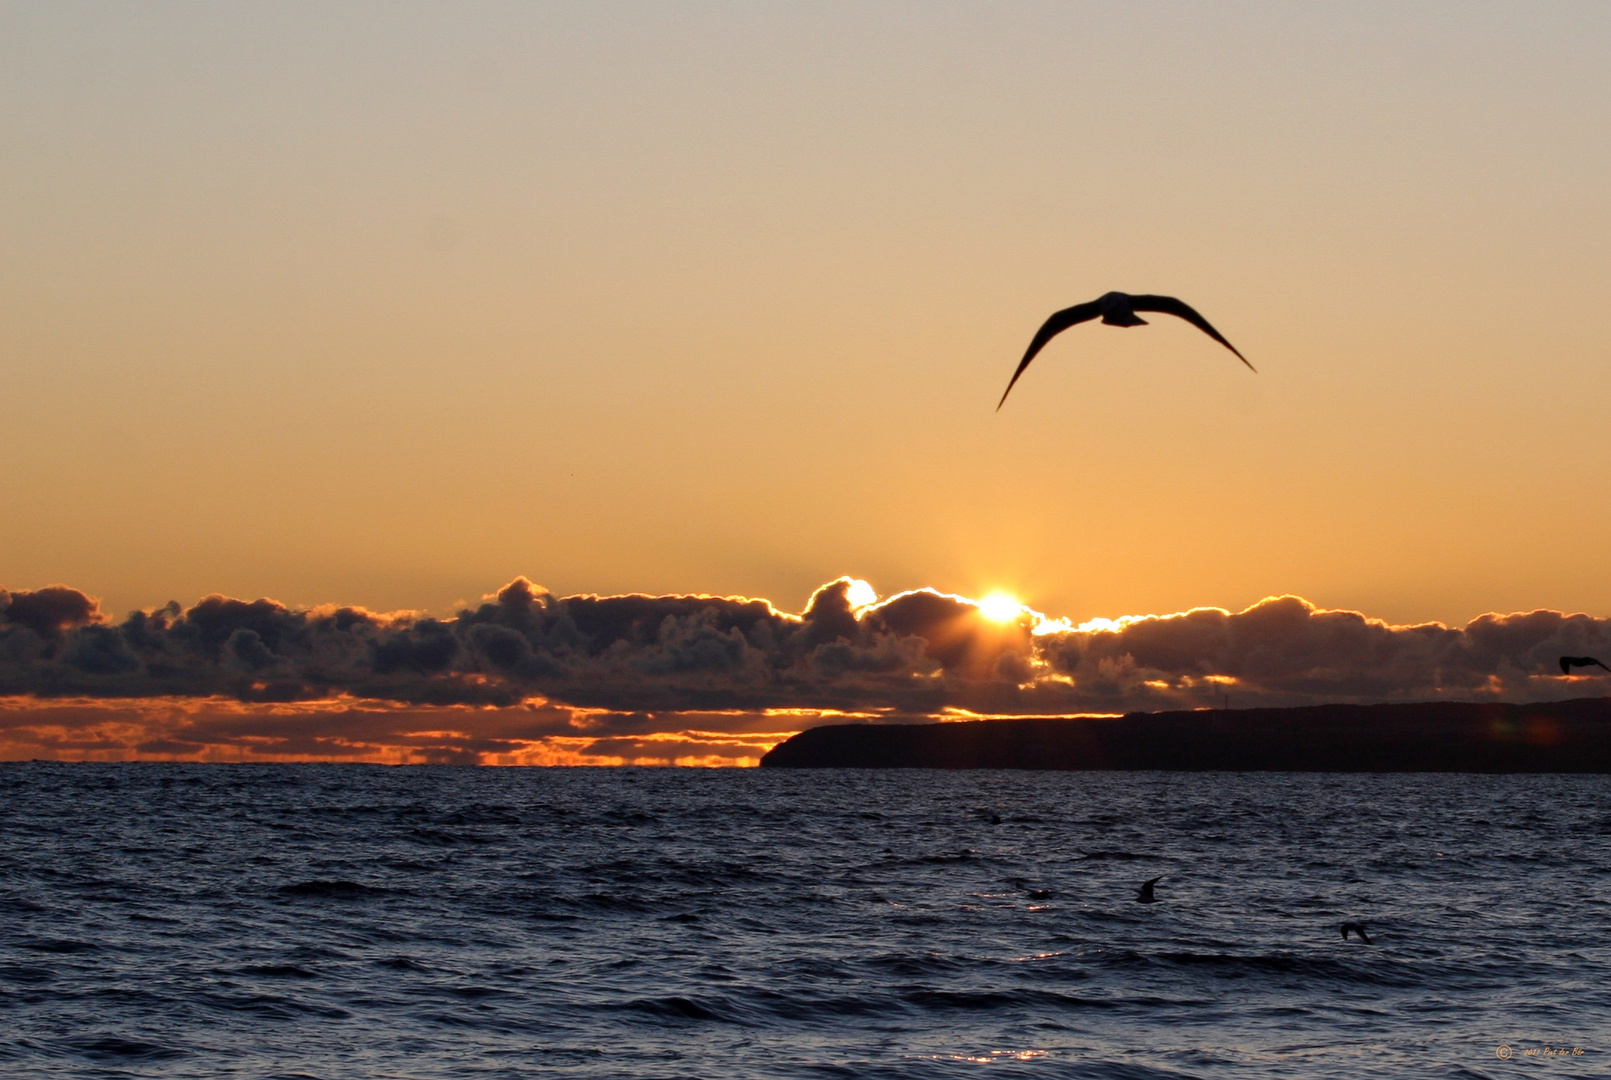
1;764;1606;1078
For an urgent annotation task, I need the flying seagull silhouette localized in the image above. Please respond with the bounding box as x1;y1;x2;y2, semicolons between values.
997;291;1253;409
1340;921;1372;944
1559;656;1611;675
1134;876;1163;903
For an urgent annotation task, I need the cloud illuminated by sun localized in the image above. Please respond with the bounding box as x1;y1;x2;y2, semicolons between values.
976;592;1024;623
844;578;878;610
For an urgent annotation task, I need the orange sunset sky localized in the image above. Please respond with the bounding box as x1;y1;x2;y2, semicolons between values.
4;3;1611;764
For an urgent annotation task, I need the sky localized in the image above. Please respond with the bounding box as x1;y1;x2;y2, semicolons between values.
3;3;1611;763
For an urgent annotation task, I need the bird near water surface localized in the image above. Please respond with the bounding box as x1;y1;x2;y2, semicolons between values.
997;291;1254;409
1134;876;1163;903
1559;656;1611;675
1340;921;1372;944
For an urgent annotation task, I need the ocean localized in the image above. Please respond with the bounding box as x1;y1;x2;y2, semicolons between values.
1;762;1605;1078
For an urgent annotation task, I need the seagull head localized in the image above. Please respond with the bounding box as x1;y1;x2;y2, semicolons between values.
1098;291;1148;327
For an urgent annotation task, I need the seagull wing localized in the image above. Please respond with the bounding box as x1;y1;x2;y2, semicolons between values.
1562;656;1573;674
996;299;1103;410
1128;294;1255;371
1592;657;1611;672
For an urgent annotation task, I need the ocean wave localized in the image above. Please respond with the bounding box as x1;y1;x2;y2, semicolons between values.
1;763;1606;1079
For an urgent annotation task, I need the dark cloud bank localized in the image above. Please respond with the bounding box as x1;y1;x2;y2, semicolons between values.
3;578;1609;764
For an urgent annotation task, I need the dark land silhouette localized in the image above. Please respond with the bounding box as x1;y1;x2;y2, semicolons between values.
759;697;1611;771
997;290;1253;409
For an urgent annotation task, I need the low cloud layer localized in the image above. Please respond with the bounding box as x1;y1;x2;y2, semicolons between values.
3;577;1610;762
0;696;811;766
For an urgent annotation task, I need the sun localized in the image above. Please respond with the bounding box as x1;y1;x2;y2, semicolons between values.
977;592;1023;623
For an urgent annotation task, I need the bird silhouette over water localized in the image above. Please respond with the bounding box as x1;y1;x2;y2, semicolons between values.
1559;656;1611;675
1134;876;1163;903
1340;921;1372;944
997;291;1254;409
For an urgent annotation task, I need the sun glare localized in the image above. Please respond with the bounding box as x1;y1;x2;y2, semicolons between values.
844;579;878;610
977;592;1023;623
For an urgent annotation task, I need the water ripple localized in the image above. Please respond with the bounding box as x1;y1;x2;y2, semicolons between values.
0;763;1607;1078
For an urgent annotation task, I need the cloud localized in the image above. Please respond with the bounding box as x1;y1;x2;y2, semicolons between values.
0;696;832;766
3;578;1611;762
1041;595;1611;709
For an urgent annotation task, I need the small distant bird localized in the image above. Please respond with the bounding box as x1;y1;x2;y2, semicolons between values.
1559;656;1611;675
990;813;1002;825
997;291;1253;409
1340;921;1372;944
1134;876;1163;903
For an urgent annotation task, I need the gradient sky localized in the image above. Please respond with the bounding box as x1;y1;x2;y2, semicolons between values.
4;1;1611;629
